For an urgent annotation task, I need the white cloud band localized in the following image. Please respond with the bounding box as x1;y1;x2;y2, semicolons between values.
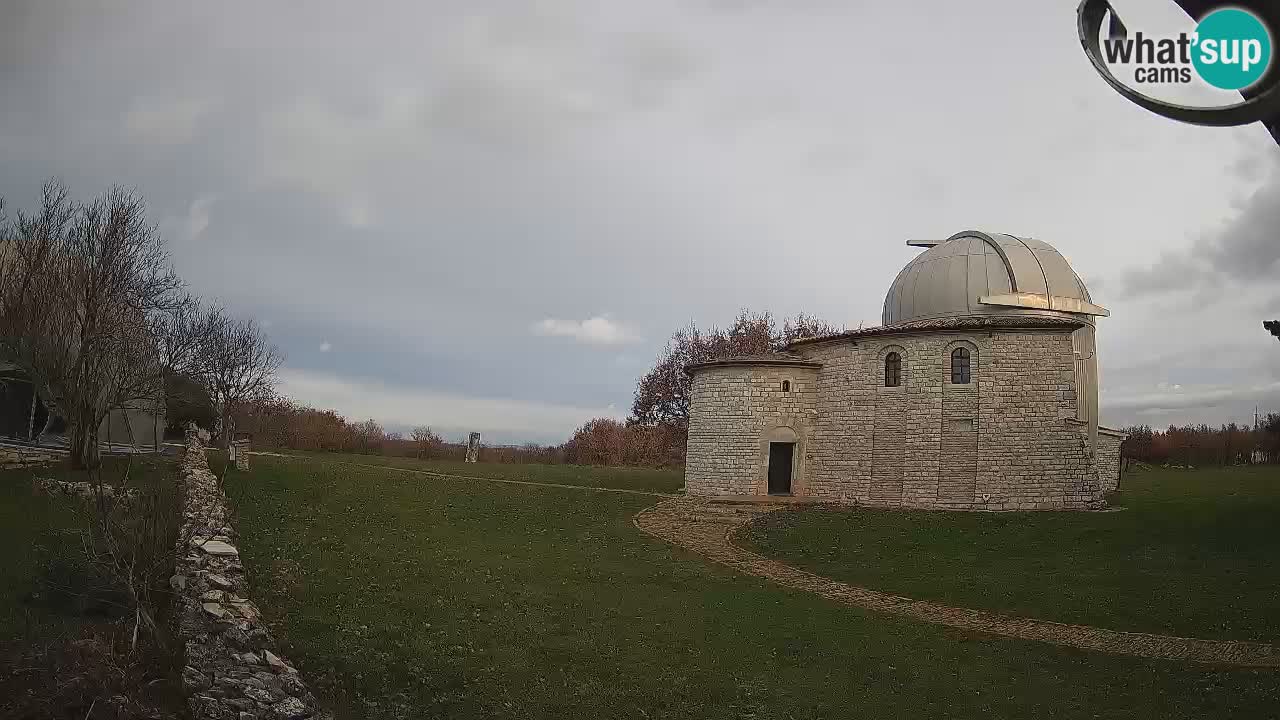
531;315;639;345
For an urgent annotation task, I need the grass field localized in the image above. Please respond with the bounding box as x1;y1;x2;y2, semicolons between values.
741;465;1280;644
287;450;685;493
0;454;175;643
0;452;186;719
222;455;1280;720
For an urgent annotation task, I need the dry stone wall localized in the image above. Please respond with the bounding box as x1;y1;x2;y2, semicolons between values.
0;446;62;468
173;426;329;720
686;329;1106;510
685;365;818;495
33;477;138;501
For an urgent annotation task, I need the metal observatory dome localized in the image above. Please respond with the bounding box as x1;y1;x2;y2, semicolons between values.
882;230;1109;327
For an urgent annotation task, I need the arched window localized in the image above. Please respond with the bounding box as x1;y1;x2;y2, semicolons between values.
884;352;901;387
951;347;971;384
781;380;791;392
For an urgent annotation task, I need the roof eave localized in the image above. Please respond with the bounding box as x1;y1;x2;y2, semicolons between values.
784;316;1089;350
684;358;823;375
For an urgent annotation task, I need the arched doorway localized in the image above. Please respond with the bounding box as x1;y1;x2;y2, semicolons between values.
766;426;799;495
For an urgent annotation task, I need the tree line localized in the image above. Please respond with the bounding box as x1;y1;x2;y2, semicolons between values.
219;396;687;466
220;396;435;455
1121;416;1280;469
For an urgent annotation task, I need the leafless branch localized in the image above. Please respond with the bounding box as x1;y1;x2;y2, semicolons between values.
0;180;183;468
203;313;282;446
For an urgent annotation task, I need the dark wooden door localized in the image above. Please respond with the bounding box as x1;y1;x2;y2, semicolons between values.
767;442;794;495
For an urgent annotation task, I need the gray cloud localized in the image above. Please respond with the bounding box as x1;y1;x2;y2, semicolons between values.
4;0;1279;439
1102;379;1280;428
123;97;219;145
1121;251;1205;297
1121;149;1280;298
1257;293;1280;318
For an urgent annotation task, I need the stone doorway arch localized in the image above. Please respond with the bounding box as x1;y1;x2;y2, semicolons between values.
762;425;802;496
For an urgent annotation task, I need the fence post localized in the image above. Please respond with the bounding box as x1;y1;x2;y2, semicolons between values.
231;439;251;471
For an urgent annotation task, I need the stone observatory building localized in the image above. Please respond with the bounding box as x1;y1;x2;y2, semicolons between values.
684;230;1127;511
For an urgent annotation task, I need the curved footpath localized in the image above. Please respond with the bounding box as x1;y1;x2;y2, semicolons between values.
634;496;1280;668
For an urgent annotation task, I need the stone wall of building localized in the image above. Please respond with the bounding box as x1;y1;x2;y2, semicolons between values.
173;426;329;720
686;328;1106;510
977;331;1099;509
1097;427;1127;492
797;333;978;506
684;364;818;496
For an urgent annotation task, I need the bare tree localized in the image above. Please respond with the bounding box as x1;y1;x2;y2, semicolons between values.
204;313;281;447
0;182;219;665
630;309;841;429
0;183;72;436
350;418;385;454
154;294;222;380
0;181;182;468
411;425;442;458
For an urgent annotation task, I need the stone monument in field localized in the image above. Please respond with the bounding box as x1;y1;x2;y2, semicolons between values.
231;439;251;471
465;432;481;463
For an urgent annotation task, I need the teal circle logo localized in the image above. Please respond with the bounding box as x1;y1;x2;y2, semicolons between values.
1191;8;1272;90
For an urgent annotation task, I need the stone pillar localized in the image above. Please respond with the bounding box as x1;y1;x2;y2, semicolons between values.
231;439;250;471
465;432;481;463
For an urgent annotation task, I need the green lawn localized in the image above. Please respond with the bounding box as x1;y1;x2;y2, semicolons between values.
0;454;176;643
223;455;1280;720
741;465;1280;644
287;450;685;494
0;452;185;718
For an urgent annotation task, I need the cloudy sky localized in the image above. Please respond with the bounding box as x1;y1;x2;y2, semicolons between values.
2;0;1277;443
